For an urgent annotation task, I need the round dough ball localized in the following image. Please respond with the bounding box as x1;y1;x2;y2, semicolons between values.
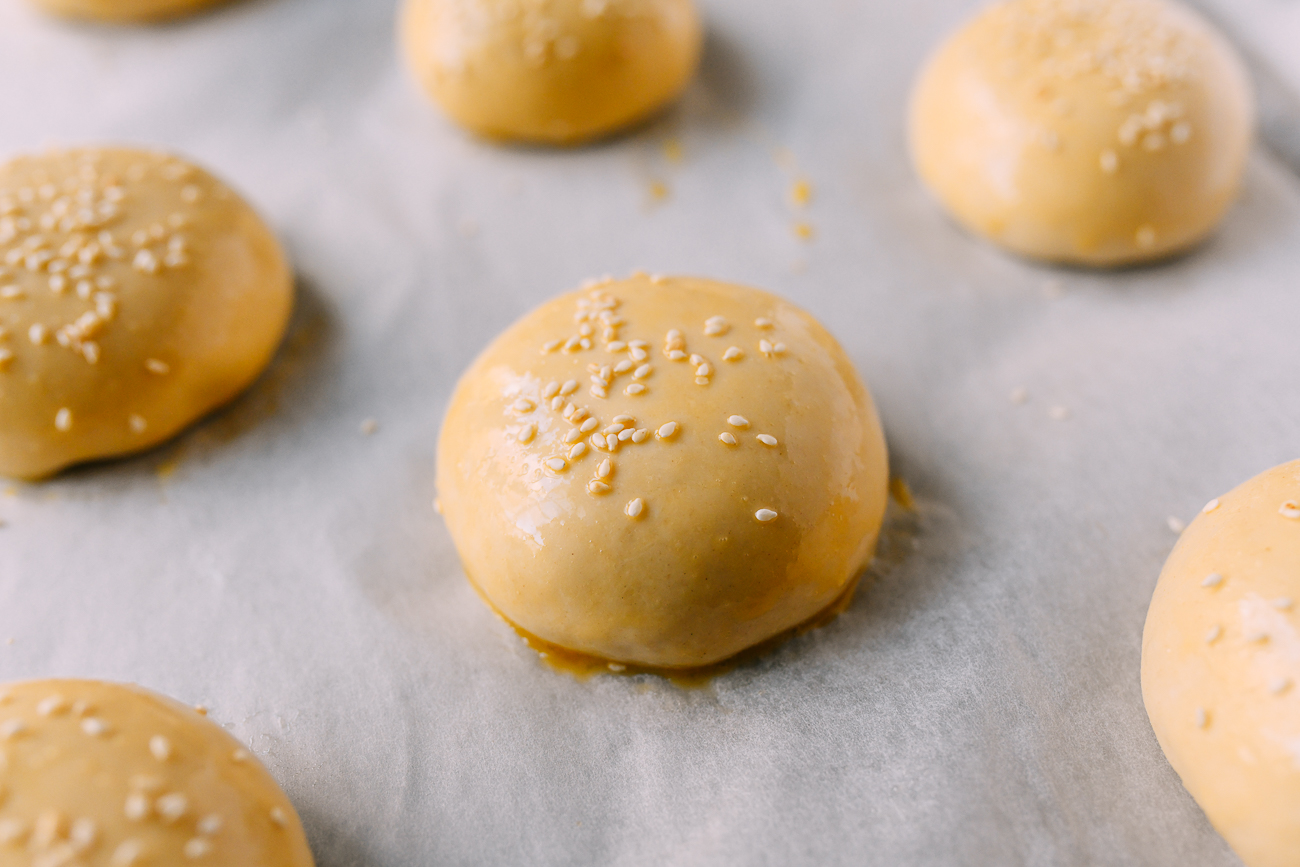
400;0;702;145
29;0;228;22
1142;460;1300;867
0;148;293;480
0;679;315;866
909;0;1254;266
436;275;889;669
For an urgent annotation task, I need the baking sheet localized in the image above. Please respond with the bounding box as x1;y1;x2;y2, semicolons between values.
1;0;1299;864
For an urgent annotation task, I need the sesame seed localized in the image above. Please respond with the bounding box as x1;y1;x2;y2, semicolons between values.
0;718;26;740
124;793;151;821
150;734;172;761
728;415;750;428
1195;707;1208;729
614;360;633;374
631;429;649;443
1201;572;1223;588
1273;598;1293;611
723;347;744;361
1205;624;1221;644
719;433;738;446
569;443;587;460
111;840;144;866
1100;149;1119;174
657;422;678;440
1280;501;1300;520
1136;225;1157;248
580;417;598;433
145;358;170;375
543;340;562;353
755;318;773;329
667;350;687;361
596;459;612;479
590;433;606;451
625;383;647;396
55;408;72;431
156;793;188;822
773;343;787;354
690;354;704;365
666;329;682;341
628;340;648;350
184;838;213;858
1170;121;1192;145
755;509;778;523
618;428;634;442
613;415;634;424
545;458;568;473
543;381;560;398
0;285;23;300
704;316;730;336
270;807;287;827
28;323;48;344
759;339;773;355
132;249;159;274
1202;498;1220;513
560;380;578;395
590;386;608;399
625;498;644;519
607;341;627;352
512;398;534;413
1167;516;1186;533
590;375;609;388
757;434;778;446
0;349;11;371
197;814;223;835
1271;677;1292;695
0;817;26;846
70;817;97;849
606;434;620;451
695;377;710;386
129;414;148;433
696;363;713;377
1248;631;1270;644
563;403;577;418
629;347;648;362
633;364;652;379
587;480;610;495
518;423;536;444
231;749;250;763
603;424;625;436
550;396;565;411
81;716;110;736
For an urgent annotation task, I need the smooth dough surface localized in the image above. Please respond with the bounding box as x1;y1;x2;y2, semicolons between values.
0;679;315;866
909;0;1254;266
400;0;702;144
29;0;228;22
1142;460;1300;867
436;275;889;669
0;148;292;480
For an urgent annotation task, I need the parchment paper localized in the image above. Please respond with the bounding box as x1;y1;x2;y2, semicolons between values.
1;1;1298;865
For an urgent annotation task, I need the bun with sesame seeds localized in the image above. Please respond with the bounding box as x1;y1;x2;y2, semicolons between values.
29;0;228;23
909;0;1254;266
0;148;292;480
399;0;702;145
435;275;889;670
1141;459;1300;867
0;679;315;866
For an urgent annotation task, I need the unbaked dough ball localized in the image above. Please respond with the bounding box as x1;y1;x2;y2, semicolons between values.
1142;460;1300;867
400;0;702;144
909;0;1254;266
0;148;292;480
29;0;228;22
436;275;890;669
0;679;315;866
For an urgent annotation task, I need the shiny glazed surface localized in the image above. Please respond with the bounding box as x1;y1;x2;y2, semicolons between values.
1142;460;1300;867
909;0;1254;266
0;679;315;866
436;275;889;668
400;0;702;144
0;148;292;479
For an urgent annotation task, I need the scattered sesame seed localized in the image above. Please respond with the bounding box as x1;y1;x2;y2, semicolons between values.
0;718;26;740
128;414;148;434
517;423;536;444
1269;677;1292;695
605;434;620;451
36;694;67;716
269;807;287;827
755;318;773;329
81;716;110;736
667;350;687;361
568;443;587;460
1202;498;1220;513
759;339;773;355
588;480;610;495
696;363;713;377
150;734;172;761
1136;225;1157;248
545;458;568;473
1201;573;1223;588
512;398;535;413
543;382;560;399
1280;501;1300;520
718;433;738;446
28;323;48;344
70;817;97;849
755;509;778;523
633;364;652;379
156;792;188;822
580;417;598;433
629;347;648;362
618;428;634;442
1195;707;1208;729
631;428;649;443
560;380;578;395
184;838;213;858
757;434;778;446
1273;598;1294;611
145;358;170;375
197;814;223;835
1099;149;1119;174
607;341;627;352
590;385;608;399
703;316;730;336
1167;516;1186;533
563;428;582;444
596;459;612;480
603;424;624;436
614;360;633;374
613;415;634;424
111;839;145;866
657;422;678;440
728;415;750;428
625;383;647;396
231;749;250;763
550;396;565;411
124;794;151;821
55;408;72;432
1247;631;1270;644
0;348;11;371
625;498;644;519
1205;624;1221;644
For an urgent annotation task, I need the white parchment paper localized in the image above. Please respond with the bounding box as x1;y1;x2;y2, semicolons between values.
1;1;1298;864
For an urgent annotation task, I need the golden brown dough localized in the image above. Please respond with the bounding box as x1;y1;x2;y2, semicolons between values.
400;0;702;144
909;0;1254;266
1142;460;1300;867
0;148;292;479
29;0;228;23
0;678;315;866
436;275;889;669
